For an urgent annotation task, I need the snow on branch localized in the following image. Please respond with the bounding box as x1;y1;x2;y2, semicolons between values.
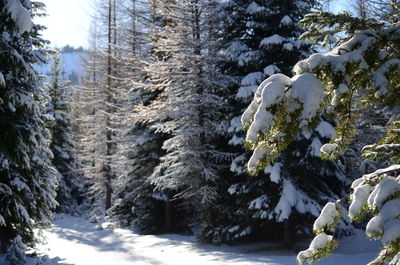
6;0;33;34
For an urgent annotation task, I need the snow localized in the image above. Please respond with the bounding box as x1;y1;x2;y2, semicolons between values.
247;144;267;172
245;109;273;142
137;132;150;145
283;43;293;51
228;116;243;133
290;73;324;126
274;180;320;221
367;177;400;209
246;2;265;14
316;121;335;139
313;202;339;232
263;65;280;77
373;58;400;98
242;74;292;141
349;184;371;220
249;195;269;210
279;15;292;26
0;72;5;87
264;162;282;183
237;72;264;100
11;177;30;192
8;102;16;112
382;219;400;245
242;72;264;87
330;83;349;109
0;215;5;226
229;135;244;146
6;0;33;34
0;215;382;265
309;137;322;157
320;143;337;155
230;155;246;175
260;34;286;47
227;42;248;60
297;233;334;264
366;199;400;238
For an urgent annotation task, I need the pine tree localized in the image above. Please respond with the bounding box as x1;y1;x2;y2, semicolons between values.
45;52;82;213
0;0;57;254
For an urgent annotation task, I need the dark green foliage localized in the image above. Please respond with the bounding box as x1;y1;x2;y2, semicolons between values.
46;53;82;213
0;0;57;254
200;0;348;245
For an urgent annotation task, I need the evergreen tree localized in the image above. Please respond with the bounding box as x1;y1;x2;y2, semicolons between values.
109;0;173;233
0;0;57;255
238;7;400;264
46;52;82;213
132;0;227;233
203;0;347;245
5;235;26;265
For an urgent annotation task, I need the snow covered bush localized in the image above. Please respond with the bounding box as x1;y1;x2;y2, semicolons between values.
241;8;400;265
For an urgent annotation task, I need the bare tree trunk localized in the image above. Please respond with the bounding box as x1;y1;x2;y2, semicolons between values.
104;0;113;211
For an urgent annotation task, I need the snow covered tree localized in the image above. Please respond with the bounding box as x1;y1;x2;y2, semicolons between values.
131;0;227;233
203;0;348;245
238;7;400;264
108;0;174;233
0;0;57;255
77;0;130;217
45;52;82;213
5;235;26;265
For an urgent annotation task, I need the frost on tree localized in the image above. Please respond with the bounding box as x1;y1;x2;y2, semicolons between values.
0;0;57;259
241;9;400;265
211;0;347;245
45;52;82;213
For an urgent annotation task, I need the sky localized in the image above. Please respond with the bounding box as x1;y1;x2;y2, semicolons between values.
36;0;94;48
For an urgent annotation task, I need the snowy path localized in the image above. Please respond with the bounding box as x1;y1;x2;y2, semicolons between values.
29;215;381;265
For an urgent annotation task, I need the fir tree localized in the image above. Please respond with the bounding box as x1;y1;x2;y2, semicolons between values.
238;7;400;264
204;0;347;245
46;52;82;213
133;0;227;233
0;0;57;254
5;235;26;265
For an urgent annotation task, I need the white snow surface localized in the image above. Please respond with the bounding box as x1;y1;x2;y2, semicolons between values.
0;214;382;265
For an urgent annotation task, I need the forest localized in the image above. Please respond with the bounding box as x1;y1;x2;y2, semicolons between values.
0;0;400;264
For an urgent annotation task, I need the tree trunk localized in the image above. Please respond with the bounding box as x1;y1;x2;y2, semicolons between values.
282;219;293;249
165;199;172;232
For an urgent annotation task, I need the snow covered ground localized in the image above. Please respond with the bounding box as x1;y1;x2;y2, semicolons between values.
1;214;381;265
